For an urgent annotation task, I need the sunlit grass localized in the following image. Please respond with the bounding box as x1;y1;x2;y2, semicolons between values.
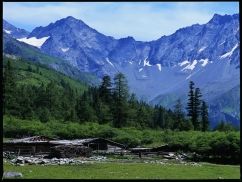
3;162;240;179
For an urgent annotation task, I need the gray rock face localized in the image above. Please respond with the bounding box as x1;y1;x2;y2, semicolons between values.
3;172;23;179
3;19;29;39
29;16;117;76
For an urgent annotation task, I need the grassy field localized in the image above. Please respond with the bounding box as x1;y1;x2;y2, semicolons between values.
3;162;240;179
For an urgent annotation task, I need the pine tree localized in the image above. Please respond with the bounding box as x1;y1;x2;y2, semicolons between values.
194;88;202;130
97;101;112;124
152;105;160;128
61;81;77;121
99;75;112;103
36;83;48;109
36;66;40;74
112;73;129;128
91;86;112;124
39;107;51;122
3;60;18;115
186;81;204;130
45;81;61;118
136;102;151;128
173;99;184;131
186;81;195;128
201;101;209;131
27;65;32;72
76;91;98;123
18;85;34;119
157;106;165;129
127;93;139;127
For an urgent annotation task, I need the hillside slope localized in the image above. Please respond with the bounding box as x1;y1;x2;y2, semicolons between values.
3;56;88;94
3;32;99;86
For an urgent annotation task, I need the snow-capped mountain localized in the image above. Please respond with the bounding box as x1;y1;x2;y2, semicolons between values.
3;19;29;39
19;16;117;77
3;13;240;127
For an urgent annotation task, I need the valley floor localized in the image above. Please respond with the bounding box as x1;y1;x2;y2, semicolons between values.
3;162;240;179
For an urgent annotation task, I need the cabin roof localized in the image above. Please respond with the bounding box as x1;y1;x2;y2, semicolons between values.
130;148;152;150
49;140;84;145
4;137;126;148
4;136;54;143
86;138;126;148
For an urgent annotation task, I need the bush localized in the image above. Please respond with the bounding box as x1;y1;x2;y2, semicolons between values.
96;125;118;138
113;134;141;148
194;134;212;155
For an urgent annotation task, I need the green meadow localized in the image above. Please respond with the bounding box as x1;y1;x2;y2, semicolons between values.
3;162;240;179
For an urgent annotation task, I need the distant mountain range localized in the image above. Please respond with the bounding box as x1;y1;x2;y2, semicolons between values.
3;13;240;127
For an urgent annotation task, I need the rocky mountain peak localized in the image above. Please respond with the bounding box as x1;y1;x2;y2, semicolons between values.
208;13;238;25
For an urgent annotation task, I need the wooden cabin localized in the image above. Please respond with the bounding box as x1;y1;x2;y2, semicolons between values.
80;138;126;151
3;136;56;155
3;136;127;156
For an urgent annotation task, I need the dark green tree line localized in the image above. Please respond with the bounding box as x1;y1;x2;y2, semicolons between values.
3;61;216;131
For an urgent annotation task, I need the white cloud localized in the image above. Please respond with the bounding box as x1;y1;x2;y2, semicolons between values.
3;2;239;41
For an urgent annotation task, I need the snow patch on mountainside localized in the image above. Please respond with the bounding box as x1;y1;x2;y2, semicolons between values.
198;46;206;53
178;60;190;66
143;58;152;67
105;57;114;67
156;64;161;71
220;43;238;59
186;74;192;80
182;60;198;71
199;58;209;67
61;48;69;52
139;68;143;72
17;36;50;48
219;41;226;46
4;29;11;34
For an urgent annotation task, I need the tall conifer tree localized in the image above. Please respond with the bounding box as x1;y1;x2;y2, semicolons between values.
3;60;18;115
187;81;195;128
194;88;202;130
99;75;112;103
112;73;129;128
201;101;209;131
173;99;184;130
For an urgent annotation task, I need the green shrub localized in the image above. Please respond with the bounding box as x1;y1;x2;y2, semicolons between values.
96;125;118;138
113;134;141;148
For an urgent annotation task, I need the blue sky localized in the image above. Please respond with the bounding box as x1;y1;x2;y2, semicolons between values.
3;2;239;41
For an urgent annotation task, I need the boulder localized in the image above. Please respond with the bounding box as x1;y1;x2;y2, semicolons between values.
16;157;24;164
89;156;106;161
10;158;17;163
3;172;23;179
39;159;48;164
3;152;16;159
